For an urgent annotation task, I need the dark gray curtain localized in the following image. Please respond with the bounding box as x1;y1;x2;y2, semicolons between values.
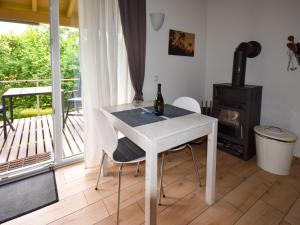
118;0;146;101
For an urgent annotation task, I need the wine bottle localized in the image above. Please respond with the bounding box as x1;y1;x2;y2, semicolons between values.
154;83;164;116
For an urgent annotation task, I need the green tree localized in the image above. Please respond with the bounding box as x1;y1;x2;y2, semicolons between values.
0;24;80;118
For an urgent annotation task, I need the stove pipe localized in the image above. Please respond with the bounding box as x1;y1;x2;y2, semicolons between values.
232;41;261;86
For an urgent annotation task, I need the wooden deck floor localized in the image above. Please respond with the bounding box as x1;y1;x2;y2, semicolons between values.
0;114;84;164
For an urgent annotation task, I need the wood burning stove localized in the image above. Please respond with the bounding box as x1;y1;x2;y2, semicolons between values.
212;83;262;160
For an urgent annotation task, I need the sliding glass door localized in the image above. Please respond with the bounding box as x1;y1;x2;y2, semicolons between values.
0;0;82;179
51;0;83;166
0;2;55;178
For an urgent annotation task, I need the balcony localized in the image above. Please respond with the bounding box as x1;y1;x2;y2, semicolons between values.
0;79;83;173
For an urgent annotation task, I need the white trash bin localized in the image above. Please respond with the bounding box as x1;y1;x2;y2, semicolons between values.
254;125;297;175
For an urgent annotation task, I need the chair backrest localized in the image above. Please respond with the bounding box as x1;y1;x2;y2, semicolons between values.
173;97;201;113
95;110;118;159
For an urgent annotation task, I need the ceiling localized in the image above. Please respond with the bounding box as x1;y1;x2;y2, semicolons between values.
0;0;78;27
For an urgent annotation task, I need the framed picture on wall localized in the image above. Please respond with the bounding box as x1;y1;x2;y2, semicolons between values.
168;29;195;57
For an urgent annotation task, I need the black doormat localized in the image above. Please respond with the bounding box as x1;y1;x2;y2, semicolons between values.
0;169;59;223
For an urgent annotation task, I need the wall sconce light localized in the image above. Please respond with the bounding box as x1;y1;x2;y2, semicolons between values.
150;12;165;31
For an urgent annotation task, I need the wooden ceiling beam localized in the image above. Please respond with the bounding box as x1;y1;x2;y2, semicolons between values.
66;0;76;18
0;7;78;27
32;0;38;12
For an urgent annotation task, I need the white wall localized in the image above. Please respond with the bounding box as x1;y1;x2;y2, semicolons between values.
205;0;300;156
144;0;207;103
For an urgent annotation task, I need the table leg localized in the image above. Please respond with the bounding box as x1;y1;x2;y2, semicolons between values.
2;96;7;139
9;96;13;122
145;144;158;225
206;120;218;205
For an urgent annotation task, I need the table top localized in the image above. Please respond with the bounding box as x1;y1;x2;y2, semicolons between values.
102;102;218;151
2;86;52;97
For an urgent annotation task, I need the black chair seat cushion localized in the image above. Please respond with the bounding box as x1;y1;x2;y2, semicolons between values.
113;137;145;162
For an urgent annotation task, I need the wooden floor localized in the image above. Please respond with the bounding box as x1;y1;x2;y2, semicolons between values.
3;142;300;225
0;114;84;164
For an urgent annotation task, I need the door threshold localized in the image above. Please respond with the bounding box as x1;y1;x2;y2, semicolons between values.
0;152;52;174
55;154;84;169
0;160;54;184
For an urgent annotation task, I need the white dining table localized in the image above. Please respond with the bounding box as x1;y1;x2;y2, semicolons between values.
101;102;218;225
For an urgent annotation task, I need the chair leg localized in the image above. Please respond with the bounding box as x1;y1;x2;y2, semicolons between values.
159;152;166;205
188;144;202;187
95;152;107;190
117;163;124;225
134;162;140;177
75;103;80;113
63;101;71;129
6;117;15;131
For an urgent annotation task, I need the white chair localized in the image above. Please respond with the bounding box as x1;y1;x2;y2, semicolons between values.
159;97;202;205
94;111;145;225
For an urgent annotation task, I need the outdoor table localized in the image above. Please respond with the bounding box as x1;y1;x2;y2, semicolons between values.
1;86;64;139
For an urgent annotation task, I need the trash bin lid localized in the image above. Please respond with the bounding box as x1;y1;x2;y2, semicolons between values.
254;125;297;143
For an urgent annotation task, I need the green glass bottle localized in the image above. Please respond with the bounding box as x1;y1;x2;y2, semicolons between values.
154;83;164;116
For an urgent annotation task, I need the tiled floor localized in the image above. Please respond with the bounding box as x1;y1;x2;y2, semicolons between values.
4;142;300;225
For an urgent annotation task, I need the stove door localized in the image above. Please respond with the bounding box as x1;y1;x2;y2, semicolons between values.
216;105;244;141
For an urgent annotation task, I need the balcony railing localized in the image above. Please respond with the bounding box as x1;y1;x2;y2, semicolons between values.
0;78;79;117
